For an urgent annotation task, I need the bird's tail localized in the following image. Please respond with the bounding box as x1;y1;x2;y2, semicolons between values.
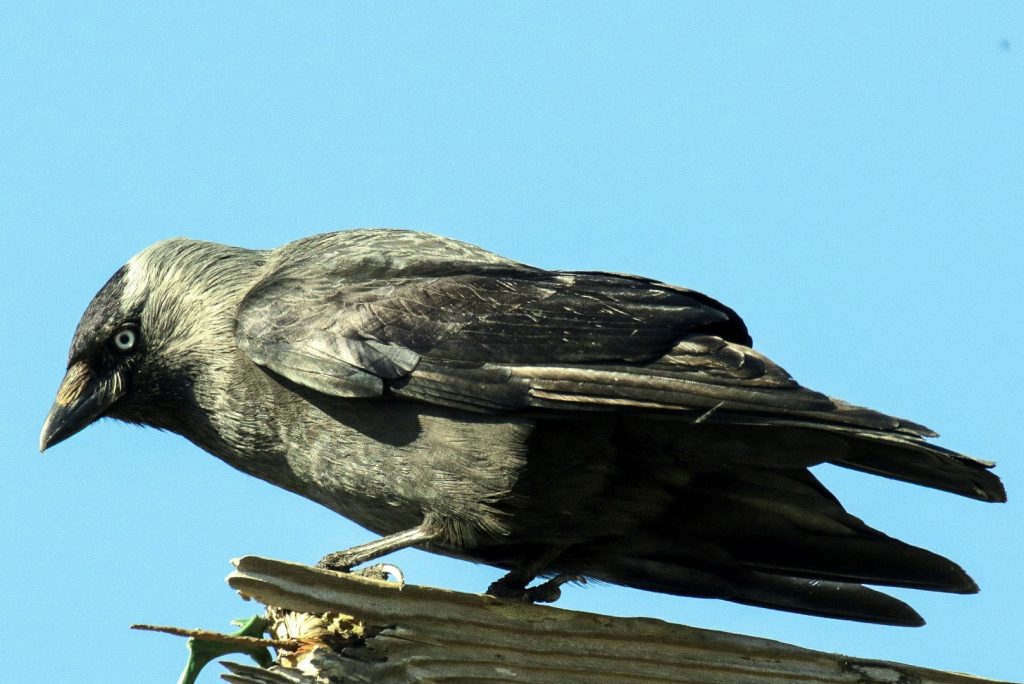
697;404;1005;503
563;463;977;626
592;555;927;626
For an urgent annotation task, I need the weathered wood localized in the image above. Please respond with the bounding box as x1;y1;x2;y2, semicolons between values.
224;556;1013;684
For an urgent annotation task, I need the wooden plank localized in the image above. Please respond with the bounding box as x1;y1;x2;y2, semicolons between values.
223;556;1013;684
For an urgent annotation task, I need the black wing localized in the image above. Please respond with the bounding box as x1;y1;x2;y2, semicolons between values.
234;264;842;411
234;233;1004;502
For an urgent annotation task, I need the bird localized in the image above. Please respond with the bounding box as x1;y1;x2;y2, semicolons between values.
40;229;1004;626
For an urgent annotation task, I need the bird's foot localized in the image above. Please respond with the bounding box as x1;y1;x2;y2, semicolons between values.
487;574;586;604
353;563;405;586
315;553;405;585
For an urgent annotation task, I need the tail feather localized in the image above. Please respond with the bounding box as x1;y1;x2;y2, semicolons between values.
730;573;926;627
666;468;978;593
559;461;979;624
653;415;1006;502
589;556;925;626
835;432;1005;503
512;410;1002;626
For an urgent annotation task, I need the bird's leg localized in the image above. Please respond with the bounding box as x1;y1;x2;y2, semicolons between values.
486;545;584;604
486;568;533;597
316;519;441;575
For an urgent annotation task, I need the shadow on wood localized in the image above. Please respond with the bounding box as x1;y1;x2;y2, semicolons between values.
221;556;1012;684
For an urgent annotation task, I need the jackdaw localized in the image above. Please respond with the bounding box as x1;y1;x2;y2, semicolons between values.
40;229;1005;626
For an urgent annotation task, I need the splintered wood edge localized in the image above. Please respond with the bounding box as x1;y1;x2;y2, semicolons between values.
226;556;1013;684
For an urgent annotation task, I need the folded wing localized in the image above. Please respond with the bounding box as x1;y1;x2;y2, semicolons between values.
234;237;1004;503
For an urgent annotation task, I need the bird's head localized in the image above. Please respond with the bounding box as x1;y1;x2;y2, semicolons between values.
40;239;259;452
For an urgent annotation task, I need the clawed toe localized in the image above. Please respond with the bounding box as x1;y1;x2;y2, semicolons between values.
315;554;405;586
353;563;405;586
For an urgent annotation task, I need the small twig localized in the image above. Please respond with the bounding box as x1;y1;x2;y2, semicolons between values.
131;623;304;650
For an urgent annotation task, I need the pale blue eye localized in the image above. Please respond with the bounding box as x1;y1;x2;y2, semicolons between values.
113;329;136;351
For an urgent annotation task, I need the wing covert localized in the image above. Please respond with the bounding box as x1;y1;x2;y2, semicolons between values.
234;252;782;412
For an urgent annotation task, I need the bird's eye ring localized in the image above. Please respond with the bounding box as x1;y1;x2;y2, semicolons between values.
113;328;137;352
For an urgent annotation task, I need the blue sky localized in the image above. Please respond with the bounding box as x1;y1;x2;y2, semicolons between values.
2;3;1021;682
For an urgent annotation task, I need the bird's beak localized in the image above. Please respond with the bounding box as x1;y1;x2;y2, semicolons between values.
39;361;122;452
